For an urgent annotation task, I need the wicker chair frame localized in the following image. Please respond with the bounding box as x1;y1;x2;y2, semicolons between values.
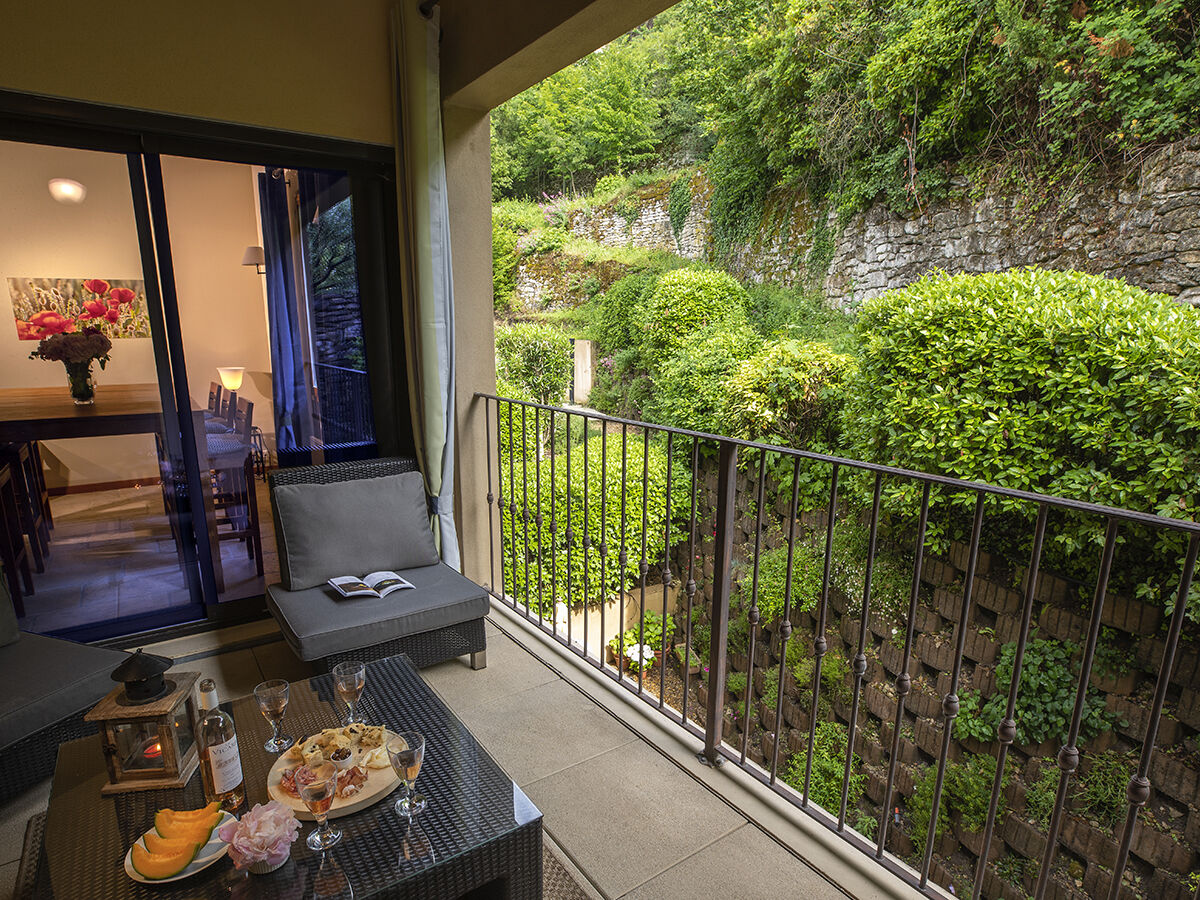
267;457;486;672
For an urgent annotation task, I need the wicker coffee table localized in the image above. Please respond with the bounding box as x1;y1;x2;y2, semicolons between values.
26;655;542;898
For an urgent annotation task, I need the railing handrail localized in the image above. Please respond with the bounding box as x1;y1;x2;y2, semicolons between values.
474;391;1200;536
316;361;368;375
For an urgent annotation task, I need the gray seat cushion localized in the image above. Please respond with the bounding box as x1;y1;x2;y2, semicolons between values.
272;472;440;591
266;562;489;661
0;633;128;750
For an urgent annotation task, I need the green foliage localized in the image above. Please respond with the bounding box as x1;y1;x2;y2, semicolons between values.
667;174;693;242
1023;760;1059;828
648;321;760;433
736;542;823;626
727;670;749;697
844;268;1200;615
820;647;850;704
762;666;781;709
588;348;654;420
495;322;574;406
825;518;914;625
725;339;857;450
492;219;520;313
743;283;858;350
909;754;1008;854
956;635;1116;745
643;268;751;360
591;273;658;356
781;721;865;814
501;434;690;611
495;379;540;464
1078;751;1136;829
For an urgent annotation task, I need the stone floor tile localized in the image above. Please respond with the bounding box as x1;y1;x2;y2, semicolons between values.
618;821;843;899
525;742;744;898
420;621;557;709
453;679;638;785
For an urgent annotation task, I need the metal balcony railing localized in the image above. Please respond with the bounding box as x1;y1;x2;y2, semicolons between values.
474;392;1200;900
315;363;374;445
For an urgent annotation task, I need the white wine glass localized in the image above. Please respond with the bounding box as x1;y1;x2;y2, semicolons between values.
299;762;342;850
332;661;366;725
253;679;293;753
387;731;427;818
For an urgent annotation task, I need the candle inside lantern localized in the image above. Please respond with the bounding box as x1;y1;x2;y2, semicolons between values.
145;741;162;760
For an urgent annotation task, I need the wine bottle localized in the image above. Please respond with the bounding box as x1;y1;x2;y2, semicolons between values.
198;678;246;809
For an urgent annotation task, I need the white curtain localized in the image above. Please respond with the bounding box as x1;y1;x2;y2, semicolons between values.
391;3;460;569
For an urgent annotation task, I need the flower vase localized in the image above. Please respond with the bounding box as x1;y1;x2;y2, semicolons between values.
64;361;95;405
248;853;289;875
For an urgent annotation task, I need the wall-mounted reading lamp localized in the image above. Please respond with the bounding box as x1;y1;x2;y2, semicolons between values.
418;0;439;17
241;245;265;275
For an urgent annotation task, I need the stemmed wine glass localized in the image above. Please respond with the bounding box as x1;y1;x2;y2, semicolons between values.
253;679;294;753
387;732;427;818
299;762;342;850
332;661;367;726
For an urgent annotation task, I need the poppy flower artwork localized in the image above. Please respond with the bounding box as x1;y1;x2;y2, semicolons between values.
9;276;151;340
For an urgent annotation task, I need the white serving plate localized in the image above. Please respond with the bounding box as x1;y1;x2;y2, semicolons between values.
266;731;402;820
123;810;234;884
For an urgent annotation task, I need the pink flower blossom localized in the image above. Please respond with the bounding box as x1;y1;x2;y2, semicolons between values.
217;801;300;870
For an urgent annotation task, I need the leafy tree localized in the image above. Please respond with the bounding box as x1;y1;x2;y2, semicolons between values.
495;322;573;406
643;268;750;359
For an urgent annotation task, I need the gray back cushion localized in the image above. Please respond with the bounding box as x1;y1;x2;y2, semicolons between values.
0;577;18;648
272;472;440;590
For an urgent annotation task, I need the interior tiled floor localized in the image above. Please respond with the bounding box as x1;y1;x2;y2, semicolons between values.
0;616;874;900
15;480;277;635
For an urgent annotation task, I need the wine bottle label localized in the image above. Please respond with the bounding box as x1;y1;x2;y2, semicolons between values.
209;737;243;795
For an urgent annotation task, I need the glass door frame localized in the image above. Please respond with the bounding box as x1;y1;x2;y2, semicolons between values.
0;88;412;639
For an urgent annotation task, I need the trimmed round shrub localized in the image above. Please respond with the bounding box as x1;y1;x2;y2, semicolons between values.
844;267;1200;613
648;322;760;433
725;339;857;449
592;273;658;355
643;268;750;359
495;322;573;406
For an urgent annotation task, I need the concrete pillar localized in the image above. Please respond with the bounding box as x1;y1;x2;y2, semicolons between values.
573;338;594;405
443;103;498;589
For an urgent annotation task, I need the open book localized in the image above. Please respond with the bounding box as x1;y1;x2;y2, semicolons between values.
327;571;416;599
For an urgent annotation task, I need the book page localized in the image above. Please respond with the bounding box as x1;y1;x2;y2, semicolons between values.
364;571;415;596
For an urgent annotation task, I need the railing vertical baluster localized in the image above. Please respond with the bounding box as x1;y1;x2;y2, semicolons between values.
1034;517;1120;900
770;456;803;784
564;412;574;650
701;439;738;767
803;463;840;801
599;427;609;668
619;424;629;678
660;431;673;709
921;492;986;886
972;503;1049;900
485;398;496;595
876;482;931;858
841;472;883;830
535;407;544;627
682;437;700;726
581;415;590;659
520;404;531;618
1107;535;1199;899
548;410;557;637
740;451;768;764
637;431;650;695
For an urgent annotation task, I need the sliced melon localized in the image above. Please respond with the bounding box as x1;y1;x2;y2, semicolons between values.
142;832;204;859
154;811;222;844
131;843;195;880
157;801;221;822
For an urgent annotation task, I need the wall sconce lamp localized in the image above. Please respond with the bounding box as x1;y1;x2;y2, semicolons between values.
217;367;245;392
48;178;87;204
241;245;265;275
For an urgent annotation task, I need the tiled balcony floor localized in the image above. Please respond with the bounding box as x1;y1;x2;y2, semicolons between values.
0;613;920;899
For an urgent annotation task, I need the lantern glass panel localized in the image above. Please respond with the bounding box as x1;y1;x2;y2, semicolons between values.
113;721;166;771
173;700;196;759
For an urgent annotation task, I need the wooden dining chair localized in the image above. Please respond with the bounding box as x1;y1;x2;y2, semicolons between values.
26;442;52;531
0;463;34;616
204;382;223;417
0;444;48;573
208;398;262;575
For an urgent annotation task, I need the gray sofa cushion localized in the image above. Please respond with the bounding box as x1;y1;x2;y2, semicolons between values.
0;581;18;648
273;472;440;591
266;562;489;661
0;633;128;750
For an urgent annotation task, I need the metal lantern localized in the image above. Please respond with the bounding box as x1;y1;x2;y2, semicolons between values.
84;652;202;794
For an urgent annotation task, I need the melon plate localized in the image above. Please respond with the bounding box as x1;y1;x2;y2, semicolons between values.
124;811;236;884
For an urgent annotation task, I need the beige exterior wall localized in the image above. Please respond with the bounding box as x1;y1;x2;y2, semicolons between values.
0;0;395;146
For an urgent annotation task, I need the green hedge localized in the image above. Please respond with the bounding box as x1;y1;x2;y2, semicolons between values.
644;268;750;359
501;432;691;612
648;322;760;434
844;268;1200;613
592;273;658;355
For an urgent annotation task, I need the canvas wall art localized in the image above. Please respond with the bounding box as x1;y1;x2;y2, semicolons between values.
9;276;151;341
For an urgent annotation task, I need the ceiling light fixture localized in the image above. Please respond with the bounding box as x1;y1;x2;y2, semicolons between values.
48;178;87;204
